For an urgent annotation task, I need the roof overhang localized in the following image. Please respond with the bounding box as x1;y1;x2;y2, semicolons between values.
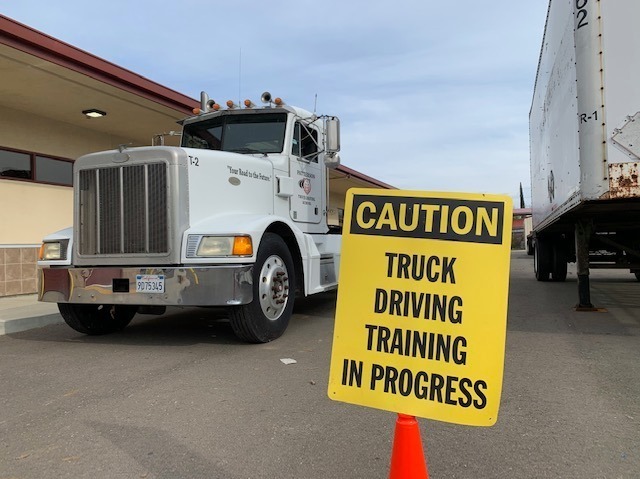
329;164;396;197
0;14;198;144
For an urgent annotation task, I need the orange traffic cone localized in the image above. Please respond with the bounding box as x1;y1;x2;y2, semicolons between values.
389;414;429;479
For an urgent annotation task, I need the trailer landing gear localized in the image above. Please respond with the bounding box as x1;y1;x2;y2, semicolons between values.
575;220;594;310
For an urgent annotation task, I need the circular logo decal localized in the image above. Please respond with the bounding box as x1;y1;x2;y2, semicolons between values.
299;178;312;194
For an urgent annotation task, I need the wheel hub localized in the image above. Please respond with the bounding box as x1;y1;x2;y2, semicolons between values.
258;254;290;320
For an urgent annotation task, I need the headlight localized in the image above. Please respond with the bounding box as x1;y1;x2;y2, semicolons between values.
190;235;253;257
197;236;234;256
39;241;65;260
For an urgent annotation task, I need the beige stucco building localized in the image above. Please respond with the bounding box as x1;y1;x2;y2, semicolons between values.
0;15;392;297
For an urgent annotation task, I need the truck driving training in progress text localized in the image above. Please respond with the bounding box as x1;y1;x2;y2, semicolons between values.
529;0;640;307
37;91;343;343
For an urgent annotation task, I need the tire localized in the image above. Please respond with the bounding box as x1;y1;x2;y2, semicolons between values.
551;241;568;282
58;303;137;335
526;236;534;255
229;233;295;343
534;238;551;281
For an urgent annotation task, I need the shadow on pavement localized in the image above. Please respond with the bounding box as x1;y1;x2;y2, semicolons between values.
86;420;237;479
507;252;640;337
5;291;338;347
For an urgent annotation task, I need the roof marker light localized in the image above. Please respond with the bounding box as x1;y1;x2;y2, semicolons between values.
244;99;254;108
274;97;283;106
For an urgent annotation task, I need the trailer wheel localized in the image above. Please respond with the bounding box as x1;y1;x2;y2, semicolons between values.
551;242;568;281
58;303;137;335
229;233;295;343
534;238;551;281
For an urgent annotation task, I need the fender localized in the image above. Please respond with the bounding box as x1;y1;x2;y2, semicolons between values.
182;212;319;293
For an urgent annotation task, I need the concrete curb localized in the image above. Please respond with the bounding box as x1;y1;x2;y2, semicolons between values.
0;294;62;335
0;314;63;335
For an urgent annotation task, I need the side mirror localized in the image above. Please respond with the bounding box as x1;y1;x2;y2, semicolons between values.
325;117;341;154
325;153;340;169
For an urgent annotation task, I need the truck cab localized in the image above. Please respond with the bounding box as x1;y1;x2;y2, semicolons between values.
38;92;342;343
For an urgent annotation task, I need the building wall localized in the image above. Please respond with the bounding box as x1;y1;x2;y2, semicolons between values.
327;190;347;227
0;247;38;297
0;181;72;244
0;104;134;297
0;104;134;160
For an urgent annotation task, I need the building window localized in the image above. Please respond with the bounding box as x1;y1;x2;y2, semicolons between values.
36;156;73;185
0;149;31;179
0;147;73;186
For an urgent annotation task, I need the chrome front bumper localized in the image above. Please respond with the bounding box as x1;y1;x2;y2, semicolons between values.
38;265;253;306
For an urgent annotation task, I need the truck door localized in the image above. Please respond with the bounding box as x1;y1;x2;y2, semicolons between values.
290;121;322;224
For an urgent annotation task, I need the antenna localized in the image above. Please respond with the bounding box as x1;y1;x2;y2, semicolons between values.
238;47;242;105
314;93;318;115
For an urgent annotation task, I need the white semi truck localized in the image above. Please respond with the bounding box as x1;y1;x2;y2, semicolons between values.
530;0;640;307
37;91;343;342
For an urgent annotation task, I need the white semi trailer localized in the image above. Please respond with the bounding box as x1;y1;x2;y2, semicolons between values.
37;91;342;342
530;0;640;307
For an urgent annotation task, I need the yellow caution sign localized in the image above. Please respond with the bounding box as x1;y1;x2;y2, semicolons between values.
328;189;512;426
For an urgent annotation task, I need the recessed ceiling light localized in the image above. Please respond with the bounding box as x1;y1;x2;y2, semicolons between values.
82;109;107;118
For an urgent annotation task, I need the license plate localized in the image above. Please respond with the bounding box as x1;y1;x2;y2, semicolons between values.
136;274;165;293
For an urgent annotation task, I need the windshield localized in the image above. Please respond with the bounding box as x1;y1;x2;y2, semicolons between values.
181;112;287;154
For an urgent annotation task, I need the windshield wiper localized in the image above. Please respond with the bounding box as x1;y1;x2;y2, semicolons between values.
228;147;266;155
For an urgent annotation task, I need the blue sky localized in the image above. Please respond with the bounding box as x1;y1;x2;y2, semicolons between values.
3;1;549;205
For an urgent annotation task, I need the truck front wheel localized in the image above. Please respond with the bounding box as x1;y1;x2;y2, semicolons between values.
58;303;137;335
229;233;295;343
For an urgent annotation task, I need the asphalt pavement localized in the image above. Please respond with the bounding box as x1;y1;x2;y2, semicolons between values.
1;252;639;478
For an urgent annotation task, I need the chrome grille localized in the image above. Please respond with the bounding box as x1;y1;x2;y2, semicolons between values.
78;163;168;255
